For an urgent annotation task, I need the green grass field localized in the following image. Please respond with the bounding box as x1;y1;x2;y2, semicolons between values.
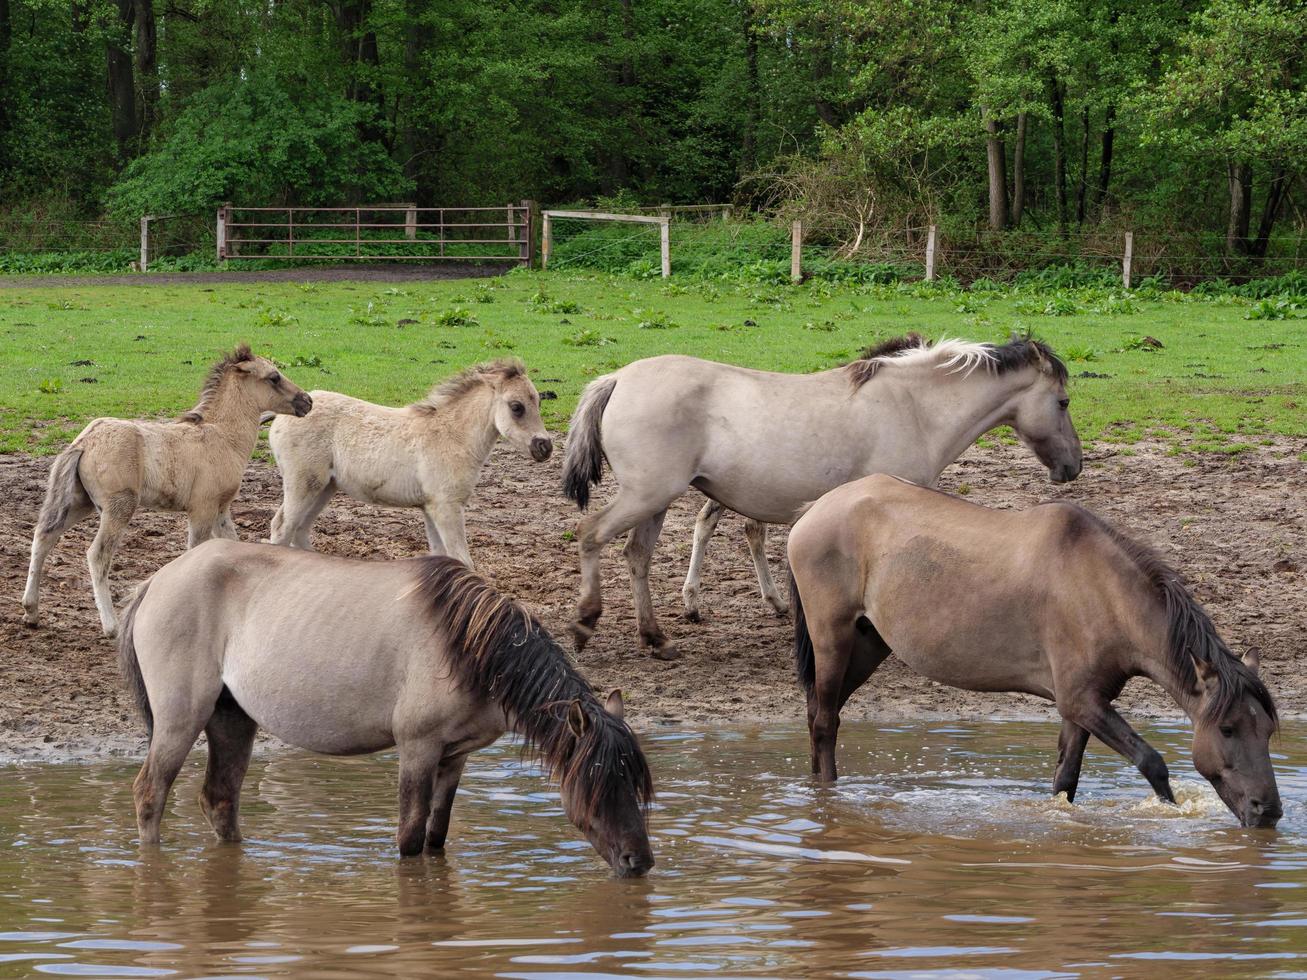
1;270;1303;456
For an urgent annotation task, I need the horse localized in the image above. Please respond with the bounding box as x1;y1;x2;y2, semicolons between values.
268;359;552;566
788;473;1281;829
117;539;655;875
22;344;312;638
561;335;1082;660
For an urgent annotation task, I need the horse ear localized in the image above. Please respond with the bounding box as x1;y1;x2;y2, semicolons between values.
604;689;625;720
567;699;589;738
1242;646;1262;676
1190;652;1220;695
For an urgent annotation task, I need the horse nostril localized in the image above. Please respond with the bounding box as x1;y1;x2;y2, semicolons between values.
531;437;553;461
619;850;652;876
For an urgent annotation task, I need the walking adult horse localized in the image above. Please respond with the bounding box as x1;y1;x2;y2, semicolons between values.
562;335;1082;660
788;474;1281;829
117;540;655;875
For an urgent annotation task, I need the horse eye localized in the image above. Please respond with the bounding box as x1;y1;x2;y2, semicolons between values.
268;372;281;386
1058;398;1070;410
1220;725;1235;738
510;401;525;417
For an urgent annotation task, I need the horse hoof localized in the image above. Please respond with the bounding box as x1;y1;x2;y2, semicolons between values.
650;644;681;662
771;603;790;618
21;610;39;628
683;607;702;624
570;620;594;652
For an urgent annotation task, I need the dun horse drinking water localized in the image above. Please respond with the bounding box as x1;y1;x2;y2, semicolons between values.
268;359;551;565
562;335;1082;660
788;474;1281;829
22;345;312;638
118;540;655;874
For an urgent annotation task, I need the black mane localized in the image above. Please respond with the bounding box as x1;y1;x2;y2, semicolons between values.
412;557;654;817
1095;516;1277;728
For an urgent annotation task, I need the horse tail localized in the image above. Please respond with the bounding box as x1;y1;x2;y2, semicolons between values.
561;373;617;511
791;567;815;698
36;447;85;534
118;577;155;741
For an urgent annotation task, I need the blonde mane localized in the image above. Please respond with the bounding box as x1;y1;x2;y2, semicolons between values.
178;344;255;423
845;334;1066;389
412;358;527;414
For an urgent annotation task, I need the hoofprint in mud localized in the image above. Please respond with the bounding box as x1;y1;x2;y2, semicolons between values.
2;436;1305;761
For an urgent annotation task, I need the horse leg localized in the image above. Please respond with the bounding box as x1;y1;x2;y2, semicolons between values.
199;693;258;842
134;712;209;845
22;498;94;627
426;752;470;851
807;617;860;781
1052;719;1091;802
573;487;678;653
625;509;676;660
396;743;442;857
421;510;446;556
837;617;893;711
271;475;335;550
682;499;724;622
423;501;472;567
88;491;137;638
215;508;239;541
1061;698;1175;804
744;519;788;617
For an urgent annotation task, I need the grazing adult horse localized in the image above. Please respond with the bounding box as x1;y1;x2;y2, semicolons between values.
789;474;1281;829
268;358;552;565
117;540;655;875
22;345;312;638
562;335;1082;660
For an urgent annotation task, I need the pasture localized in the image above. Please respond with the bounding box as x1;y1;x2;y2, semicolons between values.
2;270;1304;455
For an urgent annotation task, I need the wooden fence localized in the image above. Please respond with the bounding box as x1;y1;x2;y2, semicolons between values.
216;202;535;265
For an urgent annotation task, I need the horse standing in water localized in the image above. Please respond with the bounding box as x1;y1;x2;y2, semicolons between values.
788;474;1281;829
562;335;1082;660
22;345;312;637
118;540;654;875
268;358;551;565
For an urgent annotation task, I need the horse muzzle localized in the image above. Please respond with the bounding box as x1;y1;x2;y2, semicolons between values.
1243;798;1283;829
530;436;554;462
614;849;654;878
292;393;314;417
1050;459;1081;483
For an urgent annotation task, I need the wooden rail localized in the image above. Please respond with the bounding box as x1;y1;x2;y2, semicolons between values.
540;209;671;278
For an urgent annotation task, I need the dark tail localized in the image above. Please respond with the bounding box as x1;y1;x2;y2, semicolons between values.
118;577;155;740
561;374;617;511
791;567;815;697
37;448;85;533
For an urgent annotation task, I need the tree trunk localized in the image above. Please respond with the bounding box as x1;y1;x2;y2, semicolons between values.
1226;160;1252;254
105;0;138;164
401;0;433;188
335;0;384;146
0;0;10;175
1011;110;1027;227
983;109;1008;231
1046;74;1068;237
1075;105;1089;226
134;0;159;140
742;3;760;170
1248;168;1290;259
1095;105;1115;217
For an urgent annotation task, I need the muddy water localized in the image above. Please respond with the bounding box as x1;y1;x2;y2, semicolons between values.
2;721;1306;979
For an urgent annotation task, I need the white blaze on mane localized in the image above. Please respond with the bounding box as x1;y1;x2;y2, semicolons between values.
876;337;998;377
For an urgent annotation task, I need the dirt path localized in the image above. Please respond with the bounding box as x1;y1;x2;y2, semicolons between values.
0;263;508;289
2;438;1304;760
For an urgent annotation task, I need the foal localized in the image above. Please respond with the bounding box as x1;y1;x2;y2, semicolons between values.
788;474;1281;828
22;345;311;637
118;541;655;874
269;359;551;565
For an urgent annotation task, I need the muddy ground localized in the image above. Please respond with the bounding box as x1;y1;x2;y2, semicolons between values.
2;437;1304;761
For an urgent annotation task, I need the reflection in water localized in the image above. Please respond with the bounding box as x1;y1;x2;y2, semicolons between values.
1;721;1305;978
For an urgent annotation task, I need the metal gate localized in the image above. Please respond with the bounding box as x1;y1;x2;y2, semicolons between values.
216;202;534;266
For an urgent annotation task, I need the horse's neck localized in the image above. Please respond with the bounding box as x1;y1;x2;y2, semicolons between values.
420;384;500;463
887;368;1037;481
194;382;262;456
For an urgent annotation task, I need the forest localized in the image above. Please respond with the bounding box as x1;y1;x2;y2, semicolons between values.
0;0;1304;259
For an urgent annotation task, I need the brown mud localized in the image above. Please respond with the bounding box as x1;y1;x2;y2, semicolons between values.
2;437;1303;760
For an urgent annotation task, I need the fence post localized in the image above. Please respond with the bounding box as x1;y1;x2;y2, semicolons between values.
722;205;732;222
541;211;552;269
790;220;803;283
1123;231;1134;289
925;224;937;282
659;205;672;220
405;203;417;242
215;205;227;262
660;217;671;278
139;216;149;273
519;200;537;268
